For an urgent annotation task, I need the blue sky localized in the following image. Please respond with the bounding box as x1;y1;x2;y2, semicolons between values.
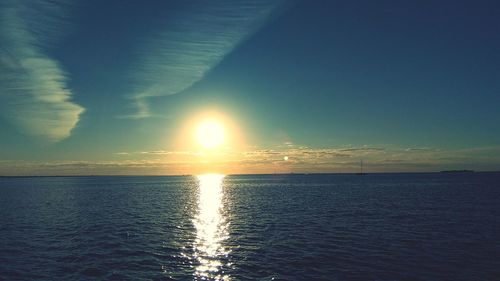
1;0;500;175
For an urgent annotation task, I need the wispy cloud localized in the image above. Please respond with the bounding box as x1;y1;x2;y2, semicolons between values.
405;147;437;152
0;0;84;141
2;145;500;176
339;146;385;152
140;150;202;156
114;150;200;156
239;145;500;173
124;0;285;118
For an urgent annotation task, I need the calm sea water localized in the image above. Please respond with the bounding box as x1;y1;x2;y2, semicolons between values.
1;173;499;280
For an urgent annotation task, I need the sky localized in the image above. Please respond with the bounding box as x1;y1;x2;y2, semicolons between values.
1;0;500;175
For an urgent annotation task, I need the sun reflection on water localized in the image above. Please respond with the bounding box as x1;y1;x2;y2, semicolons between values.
194;174;230;280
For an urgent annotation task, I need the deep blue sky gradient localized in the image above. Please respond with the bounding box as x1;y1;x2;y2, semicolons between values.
1;0;499;173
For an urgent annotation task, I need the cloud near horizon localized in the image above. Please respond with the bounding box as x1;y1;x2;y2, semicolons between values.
0;0;84;141
124;0;285;118
2;145;498;176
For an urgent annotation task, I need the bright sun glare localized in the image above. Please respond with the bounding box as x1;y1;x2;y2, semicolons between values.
197;120;225;149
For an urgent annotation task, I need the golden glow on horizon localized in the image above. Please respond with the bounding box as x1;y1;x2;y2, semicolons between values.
171;109;248;174
197;119;224;149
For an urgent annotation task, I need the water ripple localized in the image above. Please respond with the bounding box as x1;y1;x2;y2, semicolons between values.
0;173;500;280
192;174;230;280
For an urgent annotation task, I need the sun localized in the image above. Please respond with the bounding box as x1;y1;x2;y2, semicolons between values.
196;119;225;149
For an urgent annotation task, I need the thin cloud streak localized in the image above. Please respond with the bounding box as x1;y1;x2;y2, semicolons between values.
2;145;495;176
0;0;84;141
124;0;285;118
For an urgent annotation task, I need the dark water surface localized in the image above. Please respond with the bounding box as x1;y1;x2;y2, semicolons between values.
1;173;499;280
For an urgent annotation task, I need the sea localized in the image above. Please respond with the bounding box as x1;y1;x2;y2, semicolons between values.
0;173;499;280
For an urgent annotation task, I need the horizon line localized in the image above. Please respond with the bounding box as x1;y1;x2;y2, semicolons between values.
2;170;499;178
